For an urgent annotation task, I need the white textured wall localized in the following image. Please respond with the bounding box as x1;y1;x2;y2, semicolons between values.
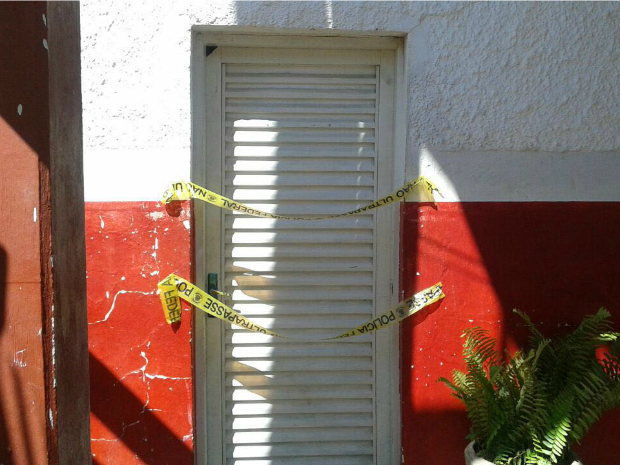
81;1;620;201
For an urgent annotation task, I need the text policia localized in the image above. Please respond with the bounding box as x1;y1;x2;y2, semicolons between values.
159;274;444;341
158;176;445;339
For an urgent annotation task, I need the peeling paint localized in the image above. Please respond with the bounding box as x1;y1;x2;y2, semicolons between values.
115;351;190;385
89;289;155;325
17;103;23;115
13;349;27;368
51;311;56;388
145;373;190;381
42;38;48;51
86;202;193;462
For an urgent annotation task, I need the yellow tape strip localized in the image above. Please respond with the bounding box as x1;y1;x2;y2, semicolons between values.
161;176;439;220
158;274;444;340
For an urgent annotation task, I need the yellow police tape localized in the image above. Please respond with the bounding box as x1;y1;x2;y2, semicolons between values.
161;176;439;220
158;274;444;340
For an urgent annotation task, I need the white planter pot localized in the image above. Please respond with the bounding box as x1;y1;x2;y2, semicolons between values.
464;442;493;465
465;442;583;465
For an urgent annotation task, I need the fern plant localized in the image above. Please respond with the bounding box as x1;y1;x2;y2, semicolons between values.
440;308;620;465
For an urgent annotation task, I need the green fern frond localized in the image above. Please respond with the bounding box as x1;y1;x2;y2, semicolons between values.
463;327;500;368
441;309;620;464
536;392;573;462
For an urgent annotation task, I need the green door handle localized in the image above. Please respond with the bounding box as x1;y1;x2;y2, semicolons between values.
206;272;218;318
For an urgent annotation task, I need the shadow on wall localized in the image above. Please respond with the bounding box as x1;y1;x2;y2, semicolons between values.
457;203;620;464
89;353;192;465
0;2;50;169
85;200;194;464
401;150;620;464
0;3;52;463
233;0;336;29
0;245;13;465
0;247;40;465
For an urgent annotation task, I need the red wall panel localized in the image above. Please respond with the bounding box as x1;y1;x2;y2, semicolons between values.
85;200;620;464
86;202;193;465
0;3;51;463
400;202;620;464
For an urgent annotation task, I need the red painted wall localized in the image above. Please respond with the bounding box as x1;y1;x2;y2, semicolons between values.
0;3;51;463
86;202;193;465
400;202;620;464
85;200;620;464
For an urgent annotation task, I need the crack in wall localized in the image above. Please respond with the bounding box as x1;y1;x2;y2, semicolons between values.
109;351;191;441
89;289;155;325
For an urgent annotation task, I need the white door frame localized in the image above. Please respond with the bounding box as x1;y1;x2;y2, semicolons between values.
190;29;407;464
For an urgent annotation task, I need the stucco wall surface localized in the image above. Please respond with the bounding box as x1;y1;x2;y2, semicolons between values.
81;0;620;201
80;2;620;465
86;202;193;465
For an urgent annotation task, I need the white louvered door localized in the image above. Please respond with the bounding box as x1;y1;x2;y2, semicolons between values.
199;45;400;465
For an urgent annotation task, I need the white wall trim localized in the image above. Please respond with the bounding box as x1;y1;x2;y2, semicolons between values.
412;148;620;202
202;33;402;50
193;24;406;42
83;148;189;202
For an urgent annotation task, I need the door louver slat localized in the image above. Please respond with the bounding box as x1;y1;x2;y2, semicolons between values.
222;61;378;464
